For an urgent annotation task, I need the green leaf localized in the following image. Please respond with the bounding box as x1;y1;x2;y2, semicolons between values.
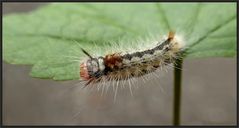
3;3;236;80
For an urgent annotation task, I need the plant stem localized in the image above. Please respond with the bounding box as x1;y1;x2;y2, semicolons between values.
173;58;183;125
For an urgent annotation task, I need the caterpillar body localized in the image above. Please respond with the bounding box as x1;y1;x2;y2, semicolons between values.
80;32;184;86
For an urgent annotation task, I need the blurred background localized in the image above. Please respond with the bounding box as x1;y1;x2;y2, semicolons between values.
2;3;237;125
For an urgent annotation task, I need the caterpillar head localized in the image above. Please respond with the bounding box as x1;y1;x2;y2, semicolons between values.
80;48;105;80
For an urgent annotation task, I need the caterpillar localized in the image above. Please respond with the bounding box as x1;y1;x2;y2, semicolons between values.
79;31;184;86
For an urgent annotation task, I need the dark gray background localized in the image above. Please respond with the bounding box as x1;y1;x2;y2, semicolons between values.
2;3;237;125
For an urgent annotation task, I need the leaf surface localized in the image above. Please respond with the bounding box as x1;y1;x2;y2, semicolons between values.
3;3;236;80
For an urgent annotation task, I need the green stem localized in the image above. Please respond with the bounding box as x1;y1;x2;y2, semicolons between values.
173;58;183;125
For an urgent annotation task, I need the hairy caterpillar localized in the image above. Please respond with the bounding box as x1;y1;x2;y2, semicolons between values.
79;32;185;87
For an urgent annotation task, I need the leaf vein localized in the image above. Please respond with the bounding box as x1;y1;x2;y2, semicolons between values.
186;14;236;51
155;3;171;30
